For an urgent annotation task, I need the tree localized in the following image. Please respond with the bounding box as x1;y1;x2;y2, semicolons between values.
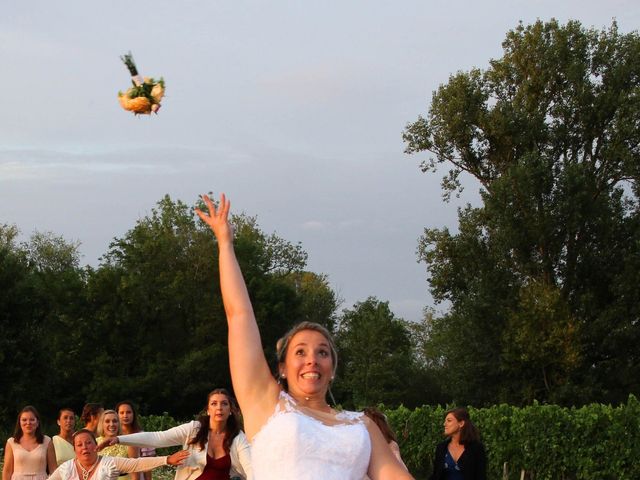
0;224;38;421
284;271;340;332
403;20;640;405
84;194;329;417
335;297;430;408
0;196;342;420
0;226;89;423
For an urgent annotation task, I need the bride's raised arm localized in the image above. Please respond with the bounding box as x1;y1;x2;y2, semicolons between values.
196;194;280;436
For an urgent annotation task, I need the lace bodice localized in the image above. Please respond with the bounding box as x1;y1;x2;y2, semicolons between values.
251;392;371;480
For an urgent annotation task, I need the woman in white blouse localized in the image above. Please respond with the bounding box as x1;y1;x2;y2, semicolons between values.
49;430;188;480
98;389;252;480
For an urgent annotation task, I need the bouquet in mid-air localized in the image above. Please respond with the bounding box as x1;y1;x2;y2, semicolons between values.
118;52;165;115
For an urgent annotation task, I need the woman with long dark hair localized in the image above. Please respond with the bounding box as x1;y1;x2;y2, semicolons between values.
99;389;251;480
116;401;155;480
428;408;486;480
2;406;57;480
53;408;77;466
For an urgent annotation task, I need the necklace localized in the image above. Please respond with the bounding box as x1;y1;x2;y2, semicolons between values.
76;458;99;480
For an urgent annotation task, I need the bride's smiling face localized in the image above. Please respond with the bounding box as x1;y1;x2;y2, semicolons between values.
282;329;334;398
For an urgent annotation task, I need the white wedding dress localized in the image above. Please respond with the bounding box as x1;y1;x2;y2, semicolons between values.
251;391;371;480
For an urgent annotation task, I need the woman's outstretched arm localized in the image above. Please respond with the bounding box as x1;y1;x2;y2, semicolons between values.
196;193;279;437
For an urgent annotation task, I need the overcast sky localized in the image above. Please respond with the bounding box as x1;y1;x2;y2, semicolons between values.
1;1;637;322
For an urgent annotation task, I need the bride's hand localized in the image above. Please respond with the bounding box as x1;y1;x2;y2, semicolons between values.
195;193;234;244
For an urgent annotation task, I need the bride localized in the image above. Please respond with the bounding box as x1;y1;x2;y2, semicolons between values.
196;194;413;480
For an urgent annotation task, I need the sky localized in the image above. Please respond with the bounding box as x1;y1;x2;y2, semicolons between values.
1;1;637;322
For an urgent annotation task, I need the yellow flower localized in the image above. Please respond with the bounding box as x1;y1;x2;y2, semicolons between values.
151;84;165;103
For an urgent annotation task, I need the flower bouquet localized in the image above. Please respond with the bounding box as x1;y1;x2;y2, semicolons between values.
118;52;165;115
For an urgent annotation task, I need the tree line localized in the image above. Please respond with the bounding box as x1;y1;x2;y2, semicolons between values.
2;18;638;428
0;195;439;428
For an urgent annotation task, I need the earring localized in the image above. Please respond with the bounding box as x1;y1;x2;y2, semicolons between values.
281;373;286;378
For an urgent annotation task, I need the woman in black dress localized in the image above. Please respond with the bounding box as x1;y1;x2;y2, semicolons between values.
428;408;486;480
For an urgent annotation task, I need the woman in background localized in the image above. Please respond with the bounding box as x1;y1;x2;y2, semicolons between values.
81;404;104;435
363;407;407;470
49;430;188;480
116;401;156;480
53;408;77;466
96;410;139;480
100;389;252;480
2;406;57;480
428;408;486;480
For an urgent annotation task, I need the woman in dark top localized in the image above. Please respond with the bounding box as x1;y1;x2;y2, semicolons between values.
428;407;486;480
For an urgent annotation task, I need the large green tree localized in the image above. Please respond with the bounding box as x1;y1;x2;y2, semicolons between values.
0;226;88;424
335;297;438;409
404;20;640;405
83;195;333;417
0;196;341;423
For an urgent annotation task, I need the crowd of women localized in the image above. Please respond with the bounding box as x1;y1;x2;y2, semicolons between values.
3;193;486;480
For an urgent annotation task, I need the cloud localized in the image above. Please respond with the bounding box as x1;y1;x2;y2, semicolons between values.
301;220;326;231
0;144;256;183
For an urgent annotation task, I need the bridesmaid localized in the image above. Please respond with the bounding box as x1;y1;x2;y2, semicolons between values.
95;410;139;480
116;401;155;480
48;430;188;480
53;408;77;466
80;404;104;435
2;406;57;480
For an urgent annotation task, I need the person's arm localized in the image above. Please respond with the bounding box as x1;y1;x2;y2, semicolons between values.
230;432;252;480
2;440;14;480
127;446;140;480
366;421;414;480
196;194;280;438
46;438;58;474
113;422;195;449
112;450;189;474
47;466;63;480
389;441;408;471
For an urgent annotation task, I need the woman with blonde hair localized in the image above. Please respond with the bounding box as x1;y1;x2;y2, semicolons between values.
96;410;139;480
